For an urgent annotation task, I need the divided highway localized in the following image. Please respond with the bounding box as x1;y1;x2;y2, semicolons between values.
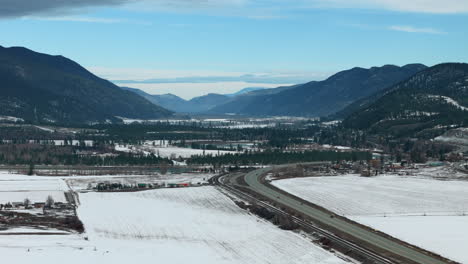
221;166;452;264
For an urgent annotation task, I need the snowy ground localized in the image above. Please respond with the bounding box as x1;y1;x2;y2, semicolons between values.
272;169;468;263
116;144;237;158
0;171;214;198
354;215;468;263
0;234;93;263
413;165;468;180
76;187;346;264
0;227;70;234
0;173;68;204
65;173;213;191
145;146;237;158
0;115;24;122
273;173;468;216
427;94;468;111
0;186;348;264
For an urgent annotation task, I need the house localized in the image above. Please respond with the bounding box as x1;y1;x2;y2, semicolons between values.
12;202;24;208
54;202;75;210
34;202;45;208
361;169;377;177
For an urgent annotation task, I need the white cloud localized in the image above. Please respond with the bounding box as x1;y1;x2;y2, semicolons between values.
22;16;151;25
87;66;330;84
123;0;288;19
308;0;468;14
135;0;248;9
4;0;467;21
126;0;468;16
0;0;255;19
88;67;247;81
388;25;445;34
88;66;331;99
27;16;123;23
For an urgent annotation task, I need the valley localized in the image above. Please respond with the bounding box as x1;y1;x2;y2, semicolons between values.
1;3;468;263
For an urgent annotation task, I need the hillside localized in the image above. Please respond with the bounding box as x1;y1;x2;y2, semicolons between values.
225;87;265;97
343;63;468;136
210;64;426;117
121;87;269;113
0;46;172;124
208;84;301;115
120;87;189;112
121;87;231;113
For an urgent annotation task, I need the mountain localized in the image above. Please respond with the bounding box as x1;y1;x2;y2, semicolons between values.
187;93;231;112
150;94;189;111
210;64;427;117
0;46;172;124
208;84;301;114
121;87;231;113
342;63;468;136
122;87;270;113
225;87;265;97
120;87;188;111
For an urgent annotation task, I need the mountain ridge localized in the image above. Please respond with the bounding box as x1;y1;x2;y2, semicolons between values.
209;64;427;117
0;46;172;124
342;63;468;136
121;87;267;113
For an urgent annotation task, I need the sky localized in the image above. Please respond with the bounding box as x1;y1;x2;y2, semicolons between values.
1;0;467;99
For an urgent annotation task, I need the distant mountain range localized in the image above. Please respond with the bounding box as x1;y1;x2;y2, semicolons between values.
0;46;172;124
121;87;265;113
3;44;465;131
123;64;426;117
208;64;427;117
342;63;468;136
207;84;301;114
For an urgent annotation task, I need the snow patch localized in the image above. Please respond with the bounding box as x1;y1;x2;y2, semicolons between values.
427;94;468;111
0;115;24;122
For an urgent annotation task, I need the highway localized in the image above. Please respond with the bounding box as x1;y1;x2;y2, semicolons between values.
221;166;452;264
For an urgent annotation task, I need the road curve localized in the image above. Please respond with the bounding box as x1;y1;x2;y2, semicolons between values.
242;167;450;264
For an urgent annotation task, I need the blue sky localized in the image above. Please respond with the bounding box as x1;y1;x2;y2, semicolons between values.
1;0;467;99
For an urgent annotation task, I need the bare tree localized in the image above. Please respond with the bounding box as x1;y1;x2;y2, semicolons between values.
24;198;31;209
45;195;55;208
28;163;35;176
160;163;168;175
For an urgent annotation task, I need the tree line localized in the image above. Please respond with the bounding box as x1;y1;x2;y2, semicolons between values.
187;150;371;166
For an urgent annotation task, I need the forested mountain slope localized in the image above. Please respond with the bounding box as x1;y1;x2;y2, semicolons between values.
0;46;172;124
210;64;426;117
343;63;468;136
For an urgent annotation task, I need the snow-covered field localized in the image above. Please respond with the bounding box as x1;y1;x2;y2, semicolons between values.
0;227;70;234
0;186;348;264
272;170;468;263
0;234;93;263
146;146;236;158
65;173;213;191
0;171;213;199
273;173;468;216
0;173;68;204
412;165;468;180
76;187;346;264
116;144;237;158
354;215;468;263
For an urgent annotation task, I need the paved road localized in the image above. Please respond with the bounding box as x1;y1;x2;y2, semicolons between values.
241;167;450;264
